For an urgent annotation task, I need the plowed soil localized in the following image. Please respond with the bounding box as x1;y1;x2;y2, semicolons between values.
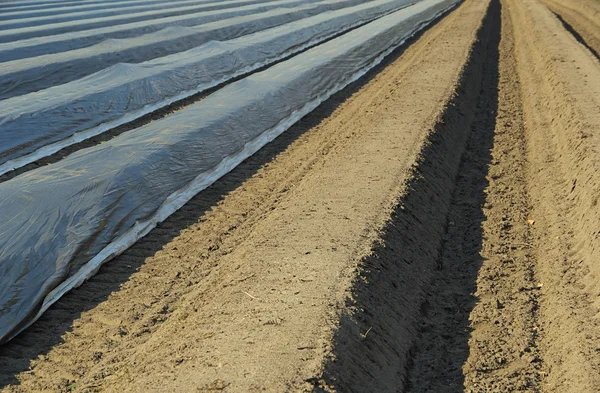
540;0;600;58
1;0;599;392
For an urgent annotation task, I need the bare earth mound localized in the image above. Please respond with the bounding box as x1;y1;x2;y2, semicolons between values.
539;0;600;58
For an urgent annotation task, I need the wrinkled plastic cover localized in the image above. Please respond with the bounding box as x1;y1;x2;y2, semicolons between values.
0;0;314;61
0;0;279;42
0;0;411;173
0;0;74;10
0;0;456;344
0;0;198;15
0;0;221;22
0;0;368;98
0;0;246;30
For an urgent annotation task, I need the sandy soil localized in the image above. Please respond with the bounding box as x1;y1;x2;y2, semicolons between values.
509;0;600;390
540;0;600;58
1;0;600;391
406;2;545;390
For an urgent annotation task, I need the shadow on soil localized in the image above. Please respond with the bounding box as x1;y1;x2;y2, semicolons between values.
551;11;600;60
314;0;500;391
0;6;458;389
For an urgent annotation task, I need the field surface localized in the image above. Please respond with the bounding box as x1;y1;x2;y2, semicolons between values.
0;0;599;392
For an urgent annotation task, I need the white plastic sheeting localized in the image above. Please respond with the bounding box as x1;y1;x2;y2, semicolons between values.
0;1;84;10
0;0;367;98
0;0;413;174
0;0;457;344
0;0;199;15
0;0;314;59
0;0;274;41
0;0;232;27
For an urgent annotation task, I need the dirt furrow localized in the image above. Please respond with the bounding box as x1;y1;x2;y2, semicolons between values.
539;0;600;59
405;1;545;391
461;3;543;390
507;0;600;391
317;1;496;390
400;0;600;390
